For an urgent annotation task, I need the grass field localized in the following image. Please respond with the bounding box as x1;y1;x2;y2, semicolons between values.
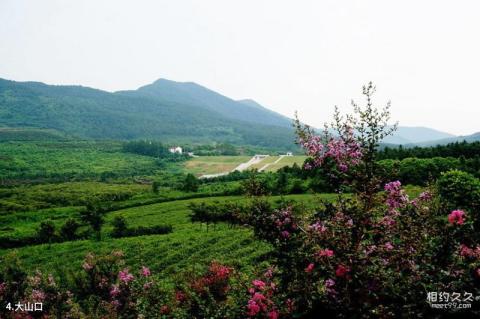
0;194;331;277
183;156;251;176
184;155;308;176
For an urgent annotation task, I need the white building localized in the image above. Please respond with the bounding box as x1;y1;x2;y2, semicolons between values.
169;146;183;154
286;152;293;156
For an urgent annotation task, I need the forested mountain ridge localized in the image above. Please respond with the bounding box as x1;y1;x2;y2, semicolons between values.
0;77;475;148
0;78;297;149
117;79;292;128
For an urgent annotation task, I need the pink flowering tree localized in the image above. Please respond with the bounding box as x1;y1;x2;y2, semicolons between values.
247;83;480;317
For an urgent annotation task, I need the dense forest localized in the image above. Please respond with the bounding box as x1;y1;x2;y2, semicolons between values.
378;141;480;159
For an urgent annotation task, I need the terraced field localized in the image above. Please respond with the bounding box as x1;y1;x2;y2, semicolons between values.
0;194;332;277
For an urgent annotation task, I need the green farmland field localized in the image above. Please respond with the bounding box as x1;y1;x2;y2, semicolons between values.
0;194;332;277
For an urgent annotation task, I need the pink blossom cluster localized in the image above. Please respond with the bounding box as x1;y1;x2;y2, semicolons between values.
31;289;46;302
118;268;134;284
246;278;279;319
141;266;151;277
418;191;433;202
324;278;337;296
384;181;409;212
305;263;315;273
459;244;480;258
273;206;297;240
189;261;233;299
384;242;394;251
300;130;362;173
335;264;350;278
317;248;335;258
308;221;327;234
448;210;466;225
205;261;232;283
110;284;121;298
411;191;433;208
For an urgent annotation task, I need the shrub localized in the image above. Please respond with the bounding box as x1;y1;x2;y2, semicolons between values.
80;201;105;240
152;181;160;194
111;215;128;238
36;220;56;244
60;218;80;241
437;170;480;213
110;216;172;238
182;173;200;192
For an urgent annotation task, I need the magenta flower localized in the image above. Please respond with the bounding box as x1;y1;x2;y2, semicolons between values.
325;278;336;288
309;221;327;233
141;266;151;277
335;264;350;278
299;129;362;173
252;279;266;290
268;310;279;319
418;191;432;201
459;244;474;257
448;210;466;225
252;292;266;302
384;242;394;250
317;249;334;257
281;230;290;238
110;285;121;297
247;300;261;316
305;263;315;273
384;180;409;211
118;268;134;284
31;289;46;302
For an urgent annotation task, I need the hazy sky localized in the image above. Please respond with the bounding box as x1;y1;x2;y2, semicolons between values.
1;0;479;135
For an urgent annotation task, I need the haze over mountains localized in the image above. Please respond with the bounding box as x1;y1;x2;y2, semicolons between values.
0;77;478;149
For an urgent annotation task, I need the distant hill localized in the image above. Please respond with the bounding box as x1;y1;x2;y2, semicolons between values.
0;78;296;150
0;77;474;149
384;126;456;144
410;132;480;147
117;79;292;128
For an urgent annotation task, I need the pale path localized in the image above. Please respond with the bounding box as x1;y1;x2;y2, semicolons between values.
199;155;269;179
232;155;269;172
199;172;229;179
258;155;285;172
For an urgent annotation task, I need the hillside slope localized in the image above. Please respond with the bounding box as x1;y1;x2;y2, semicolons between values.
0;78;296;149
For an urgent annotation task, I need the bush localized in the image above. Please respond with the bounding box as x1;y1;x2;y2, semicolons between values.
36;220;56;244
110;216;172;238
111;215;128;238
437;170;480;213
182;173;200;192
80;202;106;240
60;218;80;240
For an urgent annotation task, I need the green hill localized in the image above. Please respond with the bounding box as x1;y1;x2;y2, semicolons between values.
0;78;296;150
